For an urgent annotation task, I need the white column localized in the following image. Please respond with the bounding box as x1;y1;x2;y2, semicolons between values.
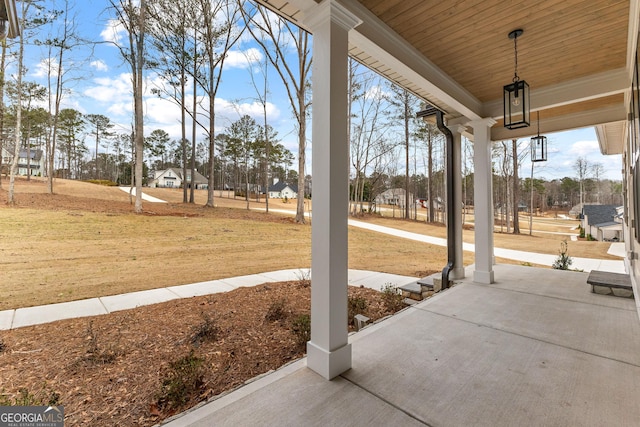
304;0;361;380
470;119;496;284
449;125;466;279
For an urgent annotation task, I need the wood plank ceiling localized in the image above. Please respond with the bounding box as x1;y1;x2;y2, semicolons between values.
358;0;629;103
256;0;632;142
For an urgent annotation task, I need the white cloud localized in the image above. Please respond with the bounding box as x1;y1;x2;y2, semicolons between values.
90;60;109;72
100;18;125;45
224;48;264;69
83;74;132;104
567;140;600;157
32;58;60;78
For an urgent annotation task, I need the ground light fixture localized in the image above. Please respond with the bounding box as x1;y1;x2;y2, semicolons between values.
531;111;547;162
503;28;530;129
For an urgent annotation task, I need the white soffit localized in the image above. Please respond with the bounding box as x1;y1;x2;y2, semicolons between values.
595;121;626;155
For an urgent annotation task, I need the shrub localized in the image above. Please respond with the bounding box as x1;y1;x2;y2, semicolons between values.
587;234;595;241
347;297;368;325
85;321;123;364
552;240;573;270
190;315;219;346
156;351;206;410
291;314;311;349
265;299;288;322
0;386;60;406
380;283;404;312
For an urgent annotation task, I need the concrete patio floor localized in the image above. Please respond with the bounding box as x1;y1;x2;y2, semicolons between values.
163;264;640;427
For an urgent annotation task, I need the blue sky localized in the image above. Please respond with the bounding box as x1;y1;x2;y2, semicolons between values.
17;0;623;181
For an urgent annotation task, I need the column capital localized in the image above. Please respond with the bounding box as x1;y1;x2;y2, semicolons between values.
304;0;362;32
447;124;468;136
468;117;497;130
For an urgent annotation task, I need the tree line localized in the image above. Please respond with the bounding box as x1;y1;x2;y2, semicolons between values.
0;0;622;228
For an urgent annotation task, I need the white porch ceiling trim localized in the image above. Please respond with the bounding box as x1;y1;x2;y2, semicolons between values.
596;121;627;155
491;104;627;141
483;68;629;119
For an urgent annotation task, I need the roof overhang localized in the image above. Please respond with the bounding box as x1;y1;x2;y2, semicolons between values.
255;0;638;147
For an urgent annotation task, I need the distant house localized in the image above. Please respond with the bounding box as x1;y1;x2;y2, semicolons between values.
1;146;44;177
375;188;414;206
149;168;208;189
581;204;623;241
268;181;298;199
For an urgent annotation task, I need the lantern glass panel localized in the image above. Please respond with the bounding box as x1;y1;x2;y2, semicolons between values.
503;80;530;129
531;135;547;162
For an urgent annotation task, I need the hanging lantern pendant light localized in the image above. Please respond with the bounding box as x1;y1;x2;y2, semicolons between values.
503;29;530;129
531;111;547;162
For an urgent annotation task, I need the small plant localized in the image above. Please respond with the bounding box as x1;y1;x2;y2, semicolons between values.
0;338;6;354
587;234;595;241
579;226;585;238
156;351;206;410
0;386;60;406
85;321;123;364
291;314;311;349
552;239;573;270
347;297;368;325
265;299;288;322
380;283;404;312
294;269;311;287
521;262;533;267
190;315;219;346
283;195;289;203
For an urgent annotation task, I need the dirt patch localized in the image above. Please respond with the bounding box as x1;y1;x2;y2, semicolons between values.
0;281;403;426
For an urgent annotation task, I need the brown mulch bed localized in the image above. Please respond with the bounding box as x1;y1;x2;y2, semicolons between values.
0;281;404;426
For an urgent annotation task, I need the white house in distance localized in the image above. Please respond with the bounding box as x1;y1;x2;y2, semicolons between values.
149;168;208;189
1;146;45;177
581;204;624;242
268;180;298;199
374;188;413;206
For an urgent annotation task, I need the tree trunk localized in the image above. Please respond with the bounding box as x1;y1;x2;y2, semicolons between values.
295;94;306;224
133;0;146;214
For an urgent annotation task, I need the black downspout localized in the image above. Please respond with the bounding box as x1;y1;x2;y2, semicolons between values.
436;110;454;290
416;105;456;291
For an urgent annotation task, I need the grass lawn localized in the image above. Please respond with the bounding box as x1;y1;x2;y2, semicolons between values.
0;178;618;309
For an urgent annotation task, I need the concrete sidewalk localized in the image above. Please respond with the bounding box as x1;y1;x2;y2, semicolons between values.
0;269;417;331
162;264;640;427
348;219;626;273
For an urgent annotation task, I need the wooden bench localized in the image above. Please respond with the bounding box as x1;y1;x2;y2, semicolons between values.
587;270;634;298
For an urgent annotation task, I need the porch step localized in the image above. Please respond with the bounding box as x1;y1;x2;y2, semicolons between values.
399;274;443;301
587;270;634;298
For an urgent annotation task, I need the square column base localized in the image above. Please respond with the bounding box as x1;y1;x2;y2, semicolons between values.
474;269;494;284
452;267;466;280
307;341;352;380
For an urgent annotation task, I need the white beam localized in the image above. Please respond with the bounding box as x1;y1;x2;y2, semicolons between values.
490;104;627;141
483;69;629;119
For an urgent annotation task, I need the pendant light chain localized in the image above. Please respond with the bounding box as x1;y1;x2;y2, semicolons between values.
513;34;519;83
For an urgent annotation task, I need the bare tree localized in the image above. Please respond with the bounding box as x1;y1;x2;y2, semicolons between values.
39;0;86;194
109;0;146;213
193;0;245;208
574;156;590;207
147;0;199;203
388;84;420;219
244;4;311;223
592;162;604;204
349;60;393;216
7;0;28;204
